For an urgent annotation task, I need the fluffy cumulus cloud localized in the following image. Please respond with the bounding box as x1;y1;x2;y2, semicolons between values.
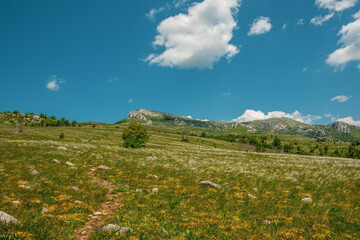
331;95;352;102
326;17;360;68
310;13;335;26
354;10;360;19
248;17;272;36
233;110;321;124
337;116;360;126
46;75;65;91
315;0;358;12
146;0;241;69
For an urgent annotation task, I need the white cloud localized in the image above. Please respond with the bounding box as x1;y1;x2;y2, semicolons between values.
354;10;360;18
146;7;166;20
282;24;287;30
174;0;189;8
315;0;358;12
248;16;272;36
331;95;352;102
358;63;360;69
108;77;118;83
326;18;360;68
325;113;332;118
233;110;321;124
128;99;133;103
296;19;304;25
146;0;241;69
303;66;309;72
310;13;335;26
337;116;360;126
221;92;231;96
46;75;65;91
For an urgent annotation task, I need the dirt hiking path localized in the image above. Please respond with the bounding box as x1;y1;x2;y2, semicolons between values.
75;167;122;240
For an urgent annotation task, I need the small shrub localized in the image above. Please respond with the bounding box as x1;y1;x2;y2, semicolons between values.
122;121;149;148
59;133;65;139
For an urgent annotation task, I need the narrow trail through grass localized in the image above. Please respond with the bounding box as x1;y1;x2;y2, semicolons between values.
75;166;122;240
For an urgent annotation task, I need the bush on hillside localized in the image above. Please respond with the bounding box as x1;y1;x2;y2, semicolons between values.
122;121;150;148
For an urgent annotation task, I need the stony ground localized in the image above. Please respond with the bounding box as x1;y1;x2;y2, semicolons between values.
0;124;359;239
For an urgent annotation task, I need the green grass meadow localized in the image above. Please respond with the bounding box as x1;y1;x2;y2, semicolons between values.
0;124;359;239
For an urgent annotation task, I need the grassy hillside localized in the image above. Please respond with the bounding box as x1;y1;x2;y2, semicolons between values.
0;123;359;239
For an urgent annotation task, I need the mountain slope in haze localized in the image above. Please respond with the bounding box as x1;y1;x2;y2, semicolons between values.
122;109;360;141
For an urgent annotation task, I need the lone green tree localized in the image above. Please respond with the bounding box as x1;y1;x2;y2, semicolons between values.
122;121;150;148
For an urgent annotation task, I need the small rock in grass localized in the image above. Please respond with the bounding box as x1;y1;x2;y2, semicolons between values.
30;170;39;175
41;208;48;214
12;201;20;205
52;159;60;164
263;220;271;225
146;174;158;179
72;187;79;192
135;189;143;193
93;212;103;216
0;211;21;226
98;165;111;170
199;181;221;190
57;146;67;151
152;188;158;193
248;194;257;199
75;200;82;204
296;186;303;190
102;224;120;232
146;156;157;161
118;227;133;234
302;197;313;203
253;188;259;192
19;185;31;190
65;161;74;166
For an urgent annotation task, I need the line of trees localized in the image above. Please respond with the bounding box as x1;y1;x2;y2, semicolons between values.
200;132;360;159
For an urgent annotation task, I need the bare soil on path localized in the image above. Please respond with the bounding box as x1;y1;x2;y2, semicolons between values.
75;167;122;240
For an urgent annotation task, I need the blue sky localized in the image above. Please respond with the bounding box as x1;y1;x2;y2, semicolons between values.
0;0;359;125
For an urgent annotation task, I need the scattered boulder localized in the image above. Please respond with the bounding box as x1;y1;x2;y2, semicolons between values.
302;197;313;203
0;211;21;226
102;224;133;234
30;170;39;175
146;174;158;179
248;194;257;199
72;187;79;192
263;220;271;225
119;227;133;234
52;159;60;164
57;146;67;151
102;224;120;232
12;201;20;205
74;200;82;204
135;189;143;193
19;185;31;190
98;165;111;170
152;188;159;193
65;161;74;166
93;212;103;216
253;188;259;192
146;156;157;161
41;208;48;214
199;181;222;190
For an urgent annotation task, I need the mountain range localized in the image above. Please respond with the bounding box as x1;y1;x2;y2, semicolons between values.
121;109;360;142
